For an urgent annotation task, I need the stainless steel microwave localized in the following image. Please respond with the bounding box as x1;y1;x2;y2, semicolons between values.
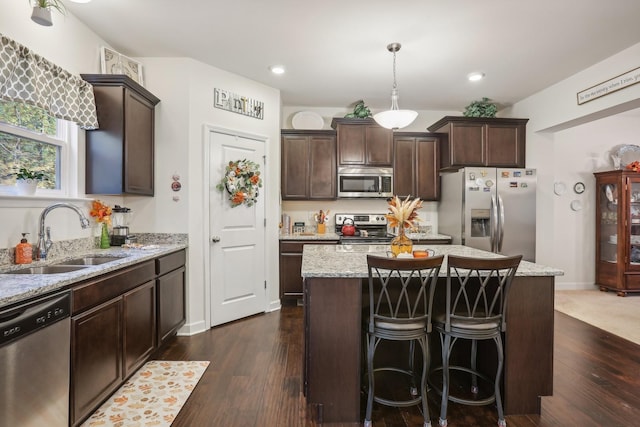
337;167;393;198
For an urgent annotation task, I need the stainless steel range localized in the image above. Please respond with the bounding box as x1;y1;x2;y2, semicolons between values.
335;213;393;244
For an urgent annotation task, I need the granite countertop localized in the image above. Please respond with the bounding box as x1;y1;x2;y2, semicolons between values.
279;232;452;241
301;244;564;278
0;244;186;308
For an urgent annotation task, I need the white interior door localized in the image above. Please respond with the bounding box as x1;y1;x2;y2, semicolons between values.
209;130;266;326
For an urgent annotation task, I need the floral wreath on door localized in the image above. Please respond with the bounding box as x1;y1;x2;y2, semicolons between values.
216;159;263;207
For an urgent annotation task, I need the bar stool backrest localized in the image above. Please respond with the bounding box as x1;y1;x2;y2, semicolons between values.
445;255;522;333
367;254;445;334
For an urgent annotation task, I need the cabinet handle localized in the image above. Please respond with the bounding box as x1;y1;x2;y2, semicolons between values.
211;236;221;243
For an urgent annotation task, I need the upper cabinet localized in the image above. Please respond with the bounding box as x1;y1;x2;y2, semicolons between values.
427;116;528;170
393;133;440;201
281;130;337;200
81;74;161;196
331;118;393;166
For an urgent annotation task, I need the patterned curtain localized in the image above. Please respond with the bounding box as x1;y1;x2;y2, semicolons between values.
0;34;99;129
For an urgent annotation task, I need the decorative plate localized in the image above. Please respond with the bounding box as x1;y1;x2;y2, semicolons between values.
292;111;324;130
570;200;583;211
553;182;566;196
574;182;585;194
617;144;640;168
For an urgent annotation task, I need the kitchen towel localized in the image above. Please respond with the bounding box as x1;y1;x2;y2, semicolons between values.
81;360;209;427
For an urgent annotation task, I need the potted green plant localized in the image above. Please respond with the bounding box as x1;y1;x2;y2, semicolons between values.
463;97;498;118
30;0;66;26
15;167;47;195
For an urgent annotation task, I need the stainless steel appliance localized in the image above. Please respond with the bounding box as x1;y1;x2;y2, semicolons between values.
0;291;71;427
337;167;393;198
335;213;393;244
438;167;536;261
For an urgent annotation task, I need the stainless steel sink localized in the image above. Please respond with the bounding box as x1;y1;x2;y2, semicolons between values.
6;265;90;274
55;256;125;266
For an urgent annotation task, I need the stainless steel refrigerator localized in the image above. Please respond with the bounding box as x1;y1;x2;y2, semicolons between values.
438;167;536;262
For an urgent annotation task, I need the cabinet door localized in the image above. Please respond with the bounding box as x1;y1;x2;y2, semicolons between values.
124;89;155;195
393;137;416;198
280;252;304;299
365;125;393;166
71;298;122;426
309;135;336;199
416;137;440;200
595;172;623;291
123;281;156;377
449;122;485;166
157;267;186;345
282;135;310;199
485;123;525;167
337;124;366;165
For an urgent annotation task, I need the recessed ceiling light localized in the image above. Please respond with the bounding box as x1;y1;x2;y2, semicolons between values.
468;72;485;82
269;65;285;75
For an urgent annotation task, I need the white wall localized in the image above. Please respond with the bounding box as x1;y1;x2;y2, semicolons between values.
507;42;640;289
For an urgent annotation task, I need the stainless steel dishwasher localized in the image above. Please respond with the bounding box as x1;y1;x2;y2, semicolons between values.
0;291;71;427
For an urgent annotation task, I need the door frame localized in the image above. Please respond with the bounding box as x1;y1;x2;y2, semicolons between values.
202;124;270;328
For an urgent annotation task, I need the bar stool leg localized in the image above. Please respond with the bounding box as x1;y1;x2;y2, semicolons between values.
438;334;451;427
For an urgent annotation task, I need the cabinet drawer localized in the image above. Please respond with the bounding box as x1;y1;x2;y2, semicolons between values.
156;249;186;275
72;261;155;314
624;273;640;289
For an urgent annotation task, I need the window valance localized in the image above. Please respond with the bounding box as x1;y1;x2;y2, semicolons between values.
0;34;99;129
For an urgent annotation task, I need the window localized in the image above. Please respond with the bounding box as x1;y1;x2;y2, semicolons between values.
0;100;75;196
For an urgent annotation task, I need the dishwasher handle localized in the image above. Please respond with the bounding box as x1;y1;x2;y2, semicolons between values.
0;291;70;347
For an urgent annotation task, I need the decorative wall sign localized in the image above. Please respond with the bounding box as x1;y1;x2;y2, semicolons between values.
577;66;640;105
100;47;144;86
214;88;264;120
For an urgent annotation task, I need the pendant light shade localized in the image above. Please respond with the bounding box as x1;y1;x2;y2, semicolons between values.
373;43;417;130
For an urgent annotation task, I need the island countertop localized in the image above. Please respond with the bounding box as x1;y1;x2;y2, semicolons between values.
301;244;563;278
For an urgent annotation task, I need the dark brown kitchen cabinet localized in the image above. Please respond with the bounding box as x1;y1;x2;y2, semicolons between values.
70;260;156;426
331;118;393;166
393;133;440;200
156;250;187;346
81;74;160;195
281;130;337;200
427;116;528;170
279;240;338;302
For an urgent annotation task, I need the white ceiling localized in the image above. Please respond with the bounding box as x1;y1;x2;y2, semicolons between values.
65;0;640;113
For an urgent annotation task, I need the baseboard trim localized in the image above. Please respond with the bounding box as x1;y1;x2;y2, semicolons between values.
555;282;599;291
177;319;207;336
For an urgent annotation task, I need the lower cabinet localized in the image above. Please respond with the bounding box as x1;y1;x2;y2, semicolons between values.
156;250;186;346
71;297;123;426
70;249;186;426
279;240;338;302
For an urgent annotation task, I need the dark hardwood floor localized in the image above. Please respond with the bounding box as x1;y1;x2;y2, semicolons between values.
155;307;640;427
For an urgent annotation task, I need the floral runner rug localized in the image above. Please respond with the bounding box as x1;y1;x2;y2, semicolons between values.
82;360;210;427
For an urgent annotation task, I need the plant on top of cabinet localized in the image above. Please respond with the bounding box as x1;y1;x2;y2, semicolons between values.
463;97;498;118
344;100;372;119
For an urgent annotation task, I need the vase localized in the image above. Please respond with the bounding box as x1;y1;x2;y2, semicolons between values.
31;7;53;26
390;227;413;257
100;223;111;249
317;223;326;234
15;179;38;196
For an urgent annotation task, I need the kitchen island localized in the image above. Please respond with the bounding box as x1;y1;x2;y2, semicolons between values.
301;244;563;424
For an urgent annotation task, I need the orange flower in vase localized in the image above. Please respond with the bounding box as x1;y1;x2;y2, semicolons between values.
90;200;112;248
386;195;422;257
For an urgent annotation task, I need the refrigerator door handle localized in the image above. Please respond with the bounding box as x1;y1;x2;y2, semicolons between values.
490;194;498;253
497;194;505;252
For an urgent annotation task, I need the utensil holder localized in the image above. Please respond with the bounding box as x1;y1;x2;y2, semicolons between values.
317;223;326;234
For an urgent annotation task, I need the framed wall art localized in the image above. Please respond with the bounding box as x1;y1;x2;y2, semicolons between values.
100;46;144;86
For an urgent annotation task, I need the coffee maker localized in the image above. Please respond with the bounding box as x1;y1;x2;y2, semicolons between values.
110;205;136;246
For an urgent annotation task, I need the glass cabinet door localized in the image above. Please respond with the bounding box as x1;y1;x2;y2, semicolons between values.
629;180;640;267
599;181;618;264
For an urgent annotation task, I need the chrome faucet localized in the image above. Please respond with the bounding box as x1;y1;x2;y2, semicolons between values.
37;203;91;260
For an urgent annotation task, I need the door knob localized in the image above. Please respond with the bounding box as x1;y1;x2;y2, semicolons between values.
211;236;221;243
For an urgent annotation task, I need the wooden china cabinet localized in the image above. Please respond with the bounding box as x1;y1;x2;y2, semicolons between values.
594;170;640;296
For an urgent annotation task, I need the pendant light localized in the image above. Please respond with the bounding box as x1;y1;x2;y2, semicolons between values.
373;43;418;130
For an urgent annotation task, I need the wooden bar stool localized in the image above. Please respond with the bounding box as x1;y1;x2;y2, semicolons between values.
430;255;522;427
363;254;444;427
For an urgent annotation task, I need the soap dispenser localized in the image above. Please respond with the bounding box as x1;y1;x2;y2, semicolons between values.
15;233;33;264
